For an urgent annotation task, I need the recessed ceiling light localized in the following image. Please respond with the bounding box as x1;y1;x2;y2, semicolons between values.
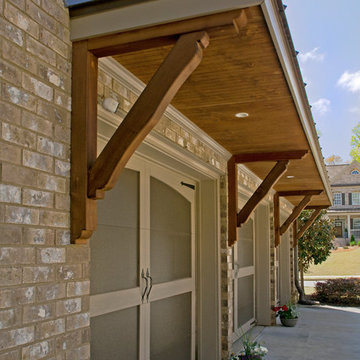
235;112;249;118
286;175;295;179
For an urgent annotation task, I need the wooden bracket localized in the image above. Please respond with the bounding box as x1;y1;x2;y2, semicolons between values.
280;195;313;235
88;31;209;199
237;160;289;227
227;150;309;247
274;190;323;247
293;208;322;247
71;31;209;243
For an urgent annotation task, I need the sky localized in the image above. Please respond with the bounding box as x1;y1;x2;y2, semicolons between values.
285;0;360;163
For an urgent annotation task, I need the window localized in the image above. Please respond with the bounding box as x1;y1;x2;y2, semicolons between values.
353;219;360;230
333;193;342;205
352;192;360;205
352;169;360;175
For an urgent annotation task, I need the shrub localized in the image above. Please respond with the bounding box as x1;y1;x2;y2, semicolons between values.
343;246;349;249
311;278;360;305
357;241;360;246
350;240;356;246
351;234;355;242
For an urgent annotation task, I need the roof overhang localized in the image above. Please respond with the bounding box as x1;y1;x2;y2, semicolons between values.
69;0;332;208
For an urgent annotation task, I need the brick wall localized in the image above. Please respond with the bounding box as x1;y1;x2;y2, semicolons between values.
0;1;90;359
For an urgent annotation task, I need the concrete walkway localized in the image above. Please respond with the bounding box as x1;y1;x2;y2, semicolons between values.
256;305;360;359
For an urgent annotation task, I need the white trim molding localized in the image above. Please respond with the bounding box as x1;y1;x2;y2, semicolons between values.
70;0;263;40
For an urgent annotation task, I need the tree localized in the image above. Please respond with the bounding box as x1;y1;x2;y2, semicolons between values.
325;155;343;165
350;122;360;162
295;210;335;304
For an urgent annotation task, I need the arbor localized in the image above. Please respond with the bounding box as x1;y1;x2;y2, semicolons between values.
350;122;360;162
295;210;335;303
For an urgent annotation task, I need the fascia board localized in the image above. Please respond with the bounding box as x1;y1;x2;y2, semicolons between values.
261;0;333;205
70;0;263;40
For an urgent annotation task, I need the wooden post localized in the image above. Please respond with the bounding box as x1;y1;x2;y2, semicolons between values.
71;41;98;244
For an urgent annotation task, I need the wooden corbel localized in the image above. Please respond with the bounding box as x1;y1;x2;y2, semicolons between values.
293;205;328;247
71;31;209;243
293;208;322;247
227;150;308;246
274;190;323;247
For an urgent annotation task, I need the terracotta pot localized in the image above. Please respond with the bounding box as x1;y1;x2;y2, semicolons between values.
280;317;298;327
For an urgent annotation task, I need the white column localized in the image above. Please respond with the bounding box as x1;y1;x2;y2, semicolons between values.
347;214;351;241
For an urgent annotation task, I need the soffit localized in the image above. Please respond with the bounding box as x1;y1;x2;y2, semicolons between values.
110;6;330;207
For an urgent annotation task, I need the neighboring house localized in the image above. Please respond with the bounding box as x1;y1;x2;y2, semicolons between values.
0;1;332;360
327;161;360;246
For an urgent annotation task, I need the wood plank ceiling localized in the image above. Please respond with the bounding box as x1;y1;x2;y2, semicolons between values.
112;6;330;207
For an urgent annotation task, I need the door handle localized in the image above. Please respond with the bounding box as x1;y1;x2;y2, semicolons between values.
146;268;153;302
141;269;148;303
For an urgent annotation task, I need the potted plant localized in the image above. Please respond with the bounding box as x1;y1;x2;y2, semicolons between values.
230;332;268;360
272;302;299;327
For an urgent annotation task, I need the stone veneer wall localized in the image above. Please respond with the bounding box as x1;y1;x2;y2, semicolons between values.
0;1;91;359
220;174;232;360
269;202;277;325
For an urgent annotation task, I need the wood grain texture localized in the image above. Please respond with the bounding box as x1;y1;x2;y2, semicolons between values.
237;160;289;227
233;150;308;163
88;31;209;199
228;156;238;247
294;208;322;245
277;190;323;197
71;40;98;244
113;6;330;207
280;195;312;236
88;9;243;57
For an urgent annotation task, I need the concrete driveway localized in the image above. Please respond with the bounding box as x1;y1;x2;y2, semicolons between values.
256;305;360;360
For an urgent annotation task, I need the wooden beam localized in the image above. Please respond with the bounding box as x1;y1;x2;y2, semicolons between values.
237;160;289;227
233;150;308;163
71;40;98;244
305;205;329;210
88;31;210;199
280;195;312;236
233;9;248;34
228;156;238;247
294;208;322;246
274;192;281;247
87;10;241;57
277;190;323;197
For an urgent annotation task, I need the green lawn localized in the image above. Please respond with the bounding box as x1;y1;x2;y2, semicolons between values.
305;247;360;277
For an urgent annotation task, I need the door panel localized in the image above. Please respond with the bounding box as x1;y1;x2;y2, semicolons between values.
237;275;254;328
150;293;192;360
91;306;139;360
150;176;192;284
233;217;255;338
91;225;139;294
